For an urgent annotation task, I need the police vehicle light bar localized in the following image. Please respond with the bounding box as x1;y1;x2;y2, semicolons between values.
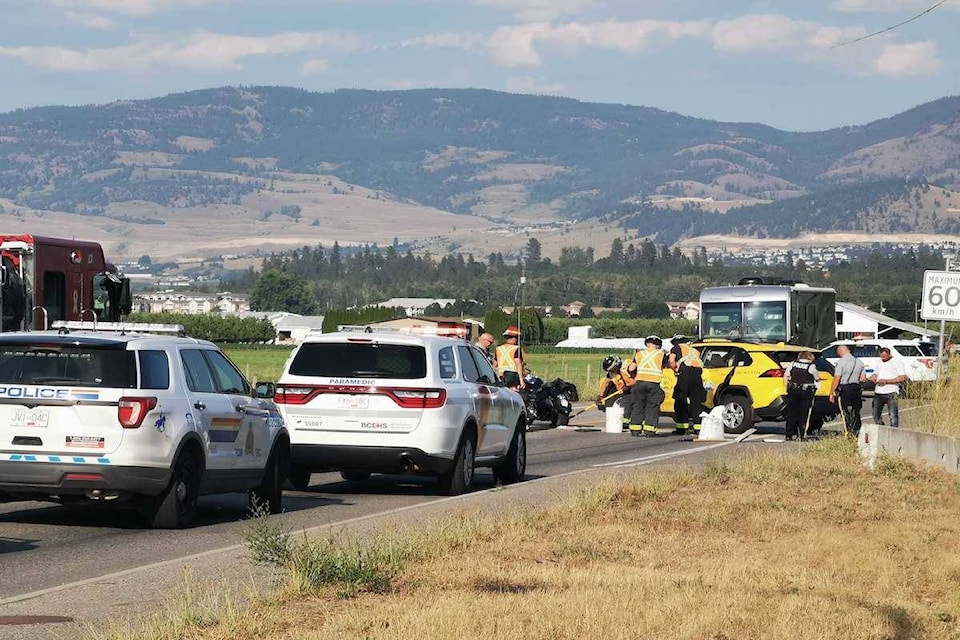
51;321;186;336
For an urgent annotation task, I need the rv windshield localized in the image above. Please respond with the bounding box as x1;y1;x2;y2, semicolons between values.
701;301;787;342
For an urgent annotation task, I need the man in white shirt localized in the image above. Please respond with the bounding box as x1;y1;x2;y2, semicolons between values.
870;347;907;428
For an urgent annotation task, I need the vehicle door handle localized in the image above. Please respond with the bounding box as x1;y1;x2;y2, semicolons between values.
193;401;205;411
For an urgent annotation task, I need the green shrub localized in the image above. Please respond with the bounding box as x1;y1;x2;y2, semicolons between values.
128;313;275;343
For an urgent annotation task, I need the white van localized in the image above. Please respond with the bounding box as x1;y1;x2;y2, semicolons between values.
822;338;939;391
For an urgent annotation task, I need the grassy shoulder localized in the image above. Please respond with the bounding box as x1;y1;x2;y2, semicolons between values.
94;439;960;640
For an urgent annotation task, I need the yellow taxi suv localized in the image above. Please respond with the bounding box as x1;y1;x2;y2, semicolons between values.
660;340;838;434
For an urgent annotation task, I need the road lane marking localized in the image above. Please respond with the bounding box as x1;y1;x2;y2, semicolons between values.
591;440;738;468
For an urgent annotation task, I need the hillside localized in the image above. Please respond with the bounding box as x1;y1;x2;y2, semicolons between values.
0;86;958;259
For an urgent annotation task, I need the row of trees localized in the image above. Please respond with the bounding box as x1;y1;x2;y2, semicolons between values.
240;239;946;323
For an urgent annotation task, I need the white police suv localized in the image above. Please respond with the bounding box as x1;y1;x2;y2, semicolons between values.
274;331;526;495
0;328;289;528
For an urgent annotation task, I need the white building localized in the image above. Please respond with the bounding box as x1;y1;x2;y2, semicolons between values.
375;297;457;316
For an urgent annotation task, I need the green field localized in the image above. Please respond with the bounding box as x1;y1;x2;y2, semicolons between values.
223;345;633;401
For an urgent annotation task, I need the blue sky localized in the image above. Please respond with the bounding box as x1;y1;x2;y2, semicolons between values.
0;0;956;130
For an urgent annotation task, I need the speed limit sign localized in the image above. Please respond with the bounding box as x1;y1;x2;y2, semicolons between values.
921;270;960;322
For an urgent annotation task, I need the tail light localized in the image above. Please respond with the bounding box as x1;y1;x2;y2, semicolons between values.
918;358;935;369
118;396;157;428
759;369;785;378
387;388;447;409
274;385;446;409
275;386;322;405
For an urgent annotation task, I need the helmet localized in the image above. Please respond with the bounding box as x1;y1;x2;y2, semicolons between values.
503;325;521;337
672;334;690;344
645;335;663;348
602;355;623;373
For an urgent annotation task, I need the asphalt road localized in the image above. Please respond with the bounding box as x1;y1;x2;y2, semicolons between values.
0;413;745;601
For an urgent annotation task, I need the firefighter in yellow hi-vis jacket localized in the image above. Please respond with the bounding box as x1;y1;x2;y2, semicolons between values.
668;335;706;436
626;336;667;437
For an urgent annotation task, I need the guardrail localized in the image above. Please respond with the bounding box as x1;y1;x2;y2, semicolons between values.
858;424;960;474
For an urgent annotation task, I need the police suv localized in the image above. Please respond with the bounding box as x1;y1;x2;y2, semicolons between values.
274;331;527;495
0;326;289;528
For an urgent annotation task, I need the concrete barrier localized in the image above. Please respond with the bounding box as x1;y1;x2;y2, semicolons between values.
858;424;960;473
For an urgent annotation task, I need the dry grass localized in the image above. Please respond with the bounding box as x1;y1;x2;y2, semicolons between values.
99;439;960;640
275;439;960;640
903;358;960;439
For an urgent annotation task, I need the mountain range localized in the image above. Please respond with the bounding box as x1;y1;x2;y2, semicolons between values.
0;86;958;260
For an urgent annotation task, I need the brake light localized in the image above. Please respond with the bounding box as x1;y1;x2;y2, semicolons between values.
64;473;105;482
387;388;447;409
918;358;935;369
274;386;321;405
118;396;157;428
759;369;785;378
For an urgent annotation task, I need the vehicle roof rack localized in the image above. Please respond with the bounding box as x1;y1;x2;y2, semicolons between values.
51;321;187;337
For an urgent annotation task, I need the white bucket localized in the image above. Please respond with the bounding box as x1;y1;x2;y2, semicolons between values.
605;401;624;433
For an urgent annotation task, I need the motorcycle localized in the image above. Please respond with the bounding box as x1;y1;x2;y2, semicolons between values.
523;374;576;428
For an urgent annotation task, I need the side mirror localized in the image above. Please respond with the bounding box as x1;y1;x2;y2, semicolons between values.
255;381;276;399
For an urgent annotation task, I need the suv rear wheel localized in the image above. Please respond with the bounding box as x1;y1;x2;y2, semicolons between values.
720;393;753;434
149;452;200;529
438;432;475;496
492;420;526;485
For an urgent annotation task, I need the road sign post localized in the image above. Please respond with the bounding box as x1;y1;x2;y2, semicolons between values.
922;264;960;379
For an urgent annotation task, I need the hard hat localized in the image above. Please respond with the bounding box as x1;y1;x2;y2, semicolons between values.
672;334;690;344
645;335;663;347
503;325;522;337
602;355;623;373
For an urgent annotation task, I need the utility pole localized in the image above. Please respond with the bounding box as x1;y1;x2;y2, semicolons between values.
938;255;953;378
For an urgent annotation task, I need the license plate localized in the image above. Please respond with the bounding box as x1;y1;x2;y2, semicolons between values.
337;395;369;409
11;407;50;428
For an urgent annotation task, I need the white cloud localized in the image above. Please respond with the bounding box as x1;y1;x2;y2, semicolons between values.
481;13;940;79
63;10;116;29
474;0;599;21
400;32;486;52
708;14;864;56
300;58;330;76
871;41;943;77
0;31;361;72
50;0;231;16
832;0;949;12
506;75;567;94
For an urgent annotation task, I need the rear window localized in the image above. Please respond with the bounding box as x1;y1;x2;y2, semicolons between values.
290;343;427;379
0;344;136;388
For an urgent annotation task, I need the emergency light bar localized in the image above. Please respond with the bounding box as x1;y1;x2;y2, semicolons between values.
52;321;186;336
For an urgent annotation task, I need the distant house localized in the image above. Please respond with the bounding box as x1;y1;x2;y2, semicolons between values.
375;298;457;317
357;316;479;340
236;311;325;345
666;301;700;321
135;291;250;316
563;301;587;317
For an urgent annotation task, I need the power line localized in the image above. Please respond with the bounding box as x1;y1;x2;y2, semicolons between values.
833;0;949;48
